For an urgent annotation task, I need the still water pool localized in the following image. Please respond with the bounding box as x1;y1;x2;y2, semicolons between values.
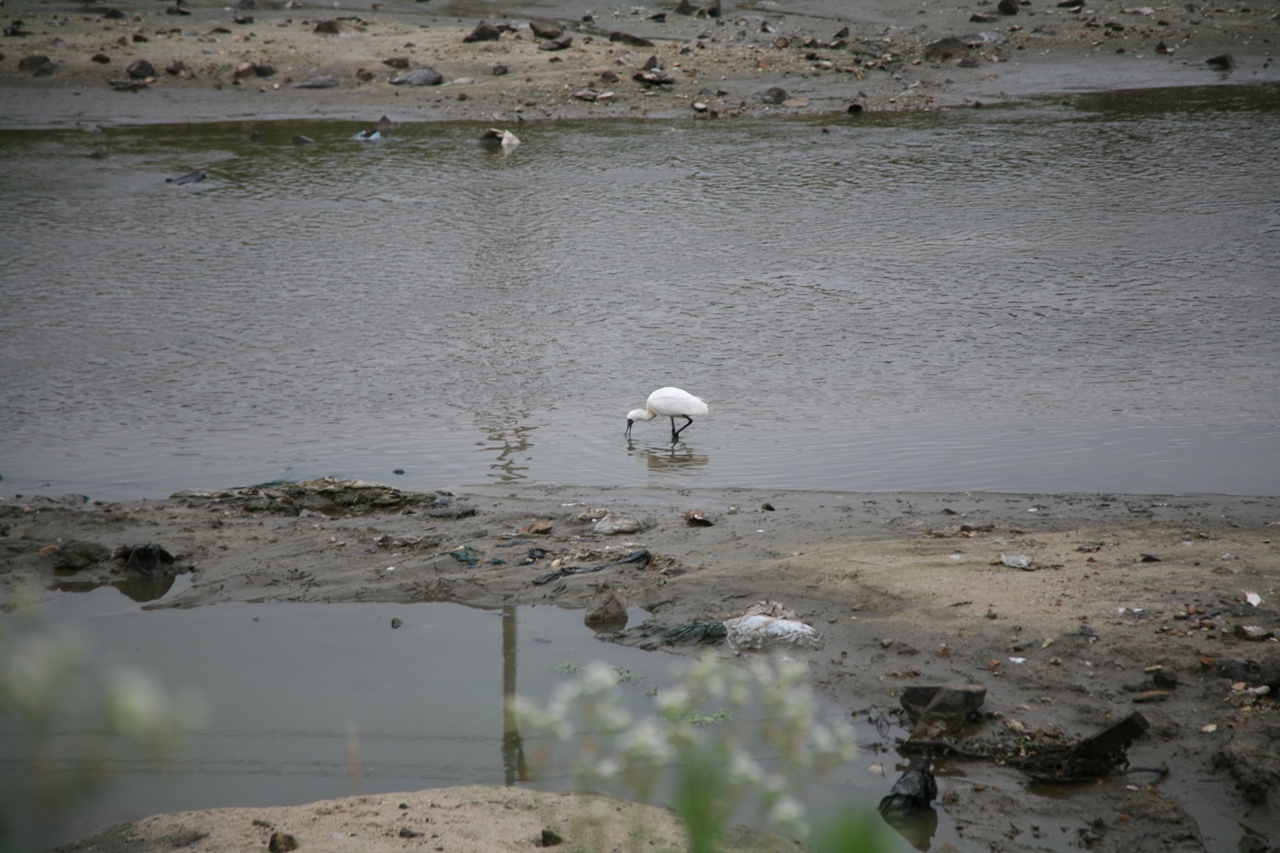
1;84;1278;501
2;584;929;852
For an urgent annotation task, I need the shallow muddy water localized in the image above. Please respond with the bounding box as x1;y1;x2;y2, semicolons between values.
1;84;1278;501
2;584;943;852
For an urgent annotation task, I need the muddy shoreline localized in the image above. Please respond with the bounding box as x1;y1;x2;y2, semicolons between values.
4;480;1278;851
1;0;1274;129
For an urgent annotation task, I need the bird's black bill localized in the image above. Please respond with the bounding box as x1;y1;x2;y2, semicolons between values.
625;419;634;438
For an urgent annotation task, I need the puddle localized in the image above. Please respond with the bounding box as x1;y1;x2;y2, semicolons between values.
1;583;966;852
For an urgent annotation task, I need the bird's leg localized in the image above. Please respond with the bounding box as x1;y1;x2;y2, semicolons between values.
672;416;694;439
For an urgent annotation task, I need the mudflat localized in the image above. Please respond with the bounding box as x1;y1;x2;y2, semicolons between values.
0;0;1273;128
5;479;1278;851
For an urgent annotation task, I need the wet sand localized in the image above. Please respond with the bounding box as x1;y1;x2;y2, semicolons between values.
4;480;1278;851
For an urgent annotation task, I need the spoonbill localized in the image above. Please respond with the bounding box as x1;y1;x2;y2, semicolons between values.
625;387;709;441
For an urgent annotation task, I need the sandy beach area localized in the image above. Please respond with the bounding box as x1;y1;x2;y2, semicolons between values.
3;1;1278;850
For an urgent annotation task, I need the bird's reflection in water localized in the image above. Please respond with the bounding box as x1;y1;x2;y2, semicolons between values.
627;442;710;473
880;805;938;852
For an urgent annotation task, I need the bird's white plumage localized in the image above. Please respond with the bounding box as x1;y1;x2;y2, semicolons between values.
625;387;709;439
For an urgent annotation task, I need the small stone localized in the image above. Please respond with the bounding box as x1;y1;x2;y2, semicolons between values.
684;509;713;526
529;19;564;40
390;68;443;86
127;59;156;79
520;521;553;535
463;21;502;43
584;582;628;629
268;831;299;852
390;618;403;629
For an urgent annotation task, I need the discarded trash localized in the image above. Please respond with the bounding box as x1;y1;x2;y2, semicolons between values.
479;127;520;151
1233;624;1275;641
662;621;728;644
1000;554;1032;570
878;758;939;850
447;545;481;566
531;549;650;585
900;684;986;738
684;509;713;526
722;602;820;651
879;758;937;817
593;513;643;535
1244;590;1262;607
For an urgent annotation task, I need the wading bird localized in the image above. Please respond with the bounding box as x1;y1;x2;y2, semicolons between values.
625;387;709;441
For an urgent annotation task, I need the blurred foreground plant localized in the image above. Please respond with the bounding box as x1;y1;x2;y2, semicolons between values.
0;603;204;847
516;652;884;853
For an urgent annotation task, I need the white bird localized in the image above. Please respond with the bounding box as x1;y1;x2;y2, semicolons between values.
625;387;709;441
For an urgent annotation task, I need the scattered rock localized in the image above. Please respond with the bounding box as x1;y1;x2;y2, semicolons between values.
314;18;365;34
528;20;563;40
519;521;552;535
18;54;54;75
610;32;654;47
684;509;713;526
997;0;1020;14
754;86;789;104
1206;53;1235;70
390;67;442;86
383;57;410;69
584;581;628;629
924;37;970;62
633;68;674;86
267;831;299;852
463;21;502;43
538;35;572;51
293;75;338;88
674;0;720;18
